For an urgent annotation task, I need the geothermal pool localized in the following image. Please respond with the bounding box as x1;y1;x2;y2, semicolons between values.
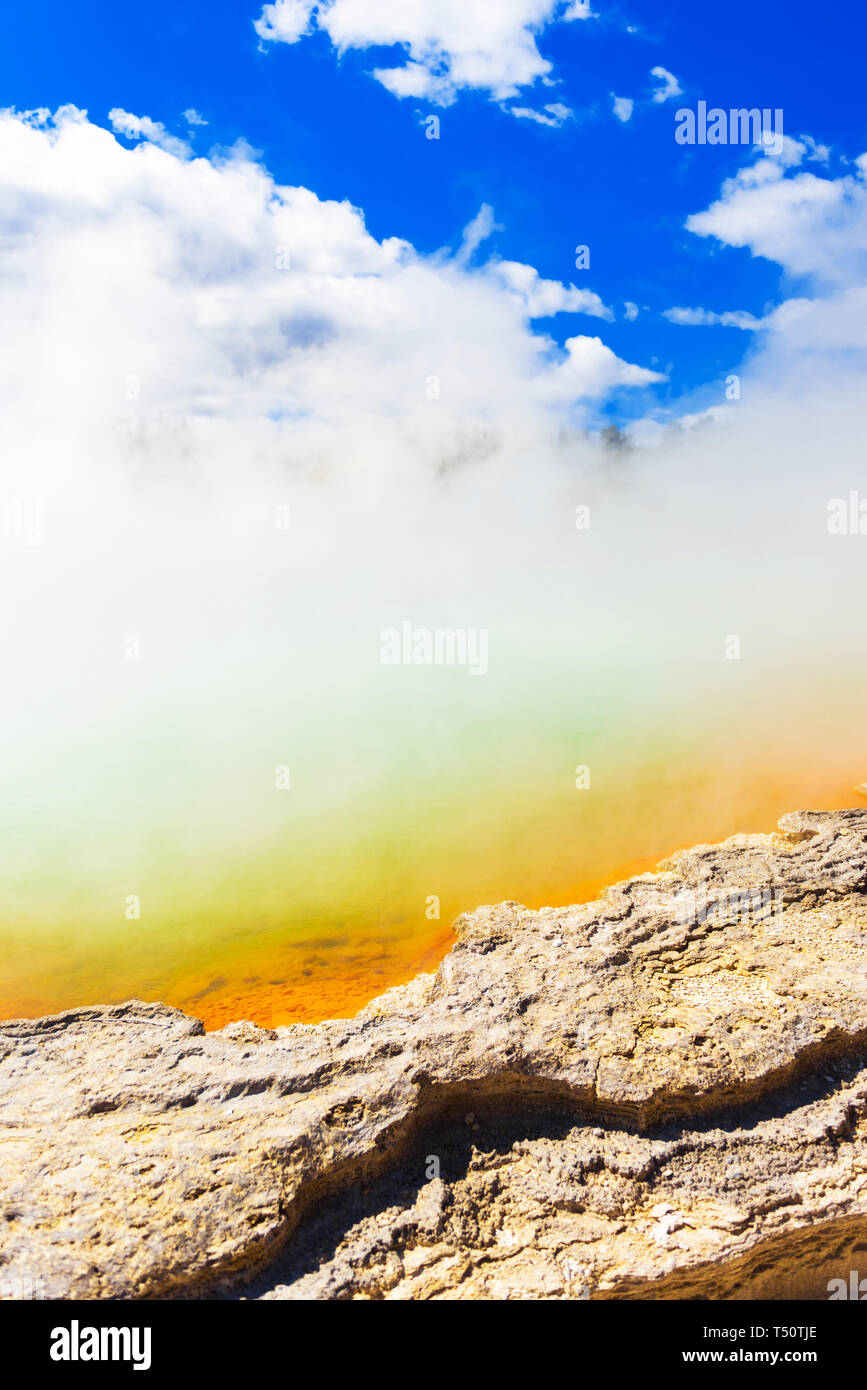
2;399;865;1030
0;692;861;1030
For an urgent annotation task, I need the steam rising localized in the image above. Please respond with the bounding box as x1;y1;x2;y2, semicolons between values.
1;108;865;1026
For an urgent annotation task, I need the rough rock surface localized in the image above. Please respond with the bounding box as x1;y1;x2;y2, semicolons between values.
2;808;867;1301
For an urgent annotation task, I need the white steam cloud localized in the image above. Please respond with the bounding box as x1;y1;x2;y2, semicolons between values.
0;108;865;1011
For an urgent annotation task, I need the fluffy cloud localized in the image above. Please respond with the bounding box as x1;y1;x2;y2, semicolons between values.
0;105;654;467
254;0;590;105
686;147;867;287
254;0;316;43
638;136;867;409
540;335;665;402
611;94;634;123
489;259;612;319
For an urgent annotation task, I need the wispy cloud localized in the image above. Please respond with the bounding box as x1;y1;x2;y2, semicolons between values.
457;203;499;263
649;65;683;103
509;102;573;128
663;306;762;329
255;0;594;105
109;108;190;157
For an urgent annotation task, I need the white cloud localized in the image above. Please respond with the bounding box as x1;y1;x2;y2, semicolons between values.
0;107;650;451
762;286;867;351
650;66;682;104
611;94;634;123
802;134;831;164
490;259;612;319
623;301;639;320
665;137;867;399
685;147;867;286
109;108;190;158
254;0;316;43
509;101;573;127
716;282;867;393
731;135;810;182
663;306;762;329
457;202;498;262
540;335;666;402
183;108;208;127
254;0;592;105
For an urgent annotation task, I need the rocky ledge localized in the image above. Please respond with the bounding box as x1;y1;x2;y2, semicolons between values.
2;809;867;1301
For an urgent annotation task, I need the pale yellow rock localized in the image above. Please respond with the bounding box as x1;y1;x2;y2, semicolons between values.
1;809;866;1300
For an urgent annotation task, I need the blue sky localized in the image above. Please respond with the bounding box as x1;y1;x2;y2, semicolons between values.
0;0;864;424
